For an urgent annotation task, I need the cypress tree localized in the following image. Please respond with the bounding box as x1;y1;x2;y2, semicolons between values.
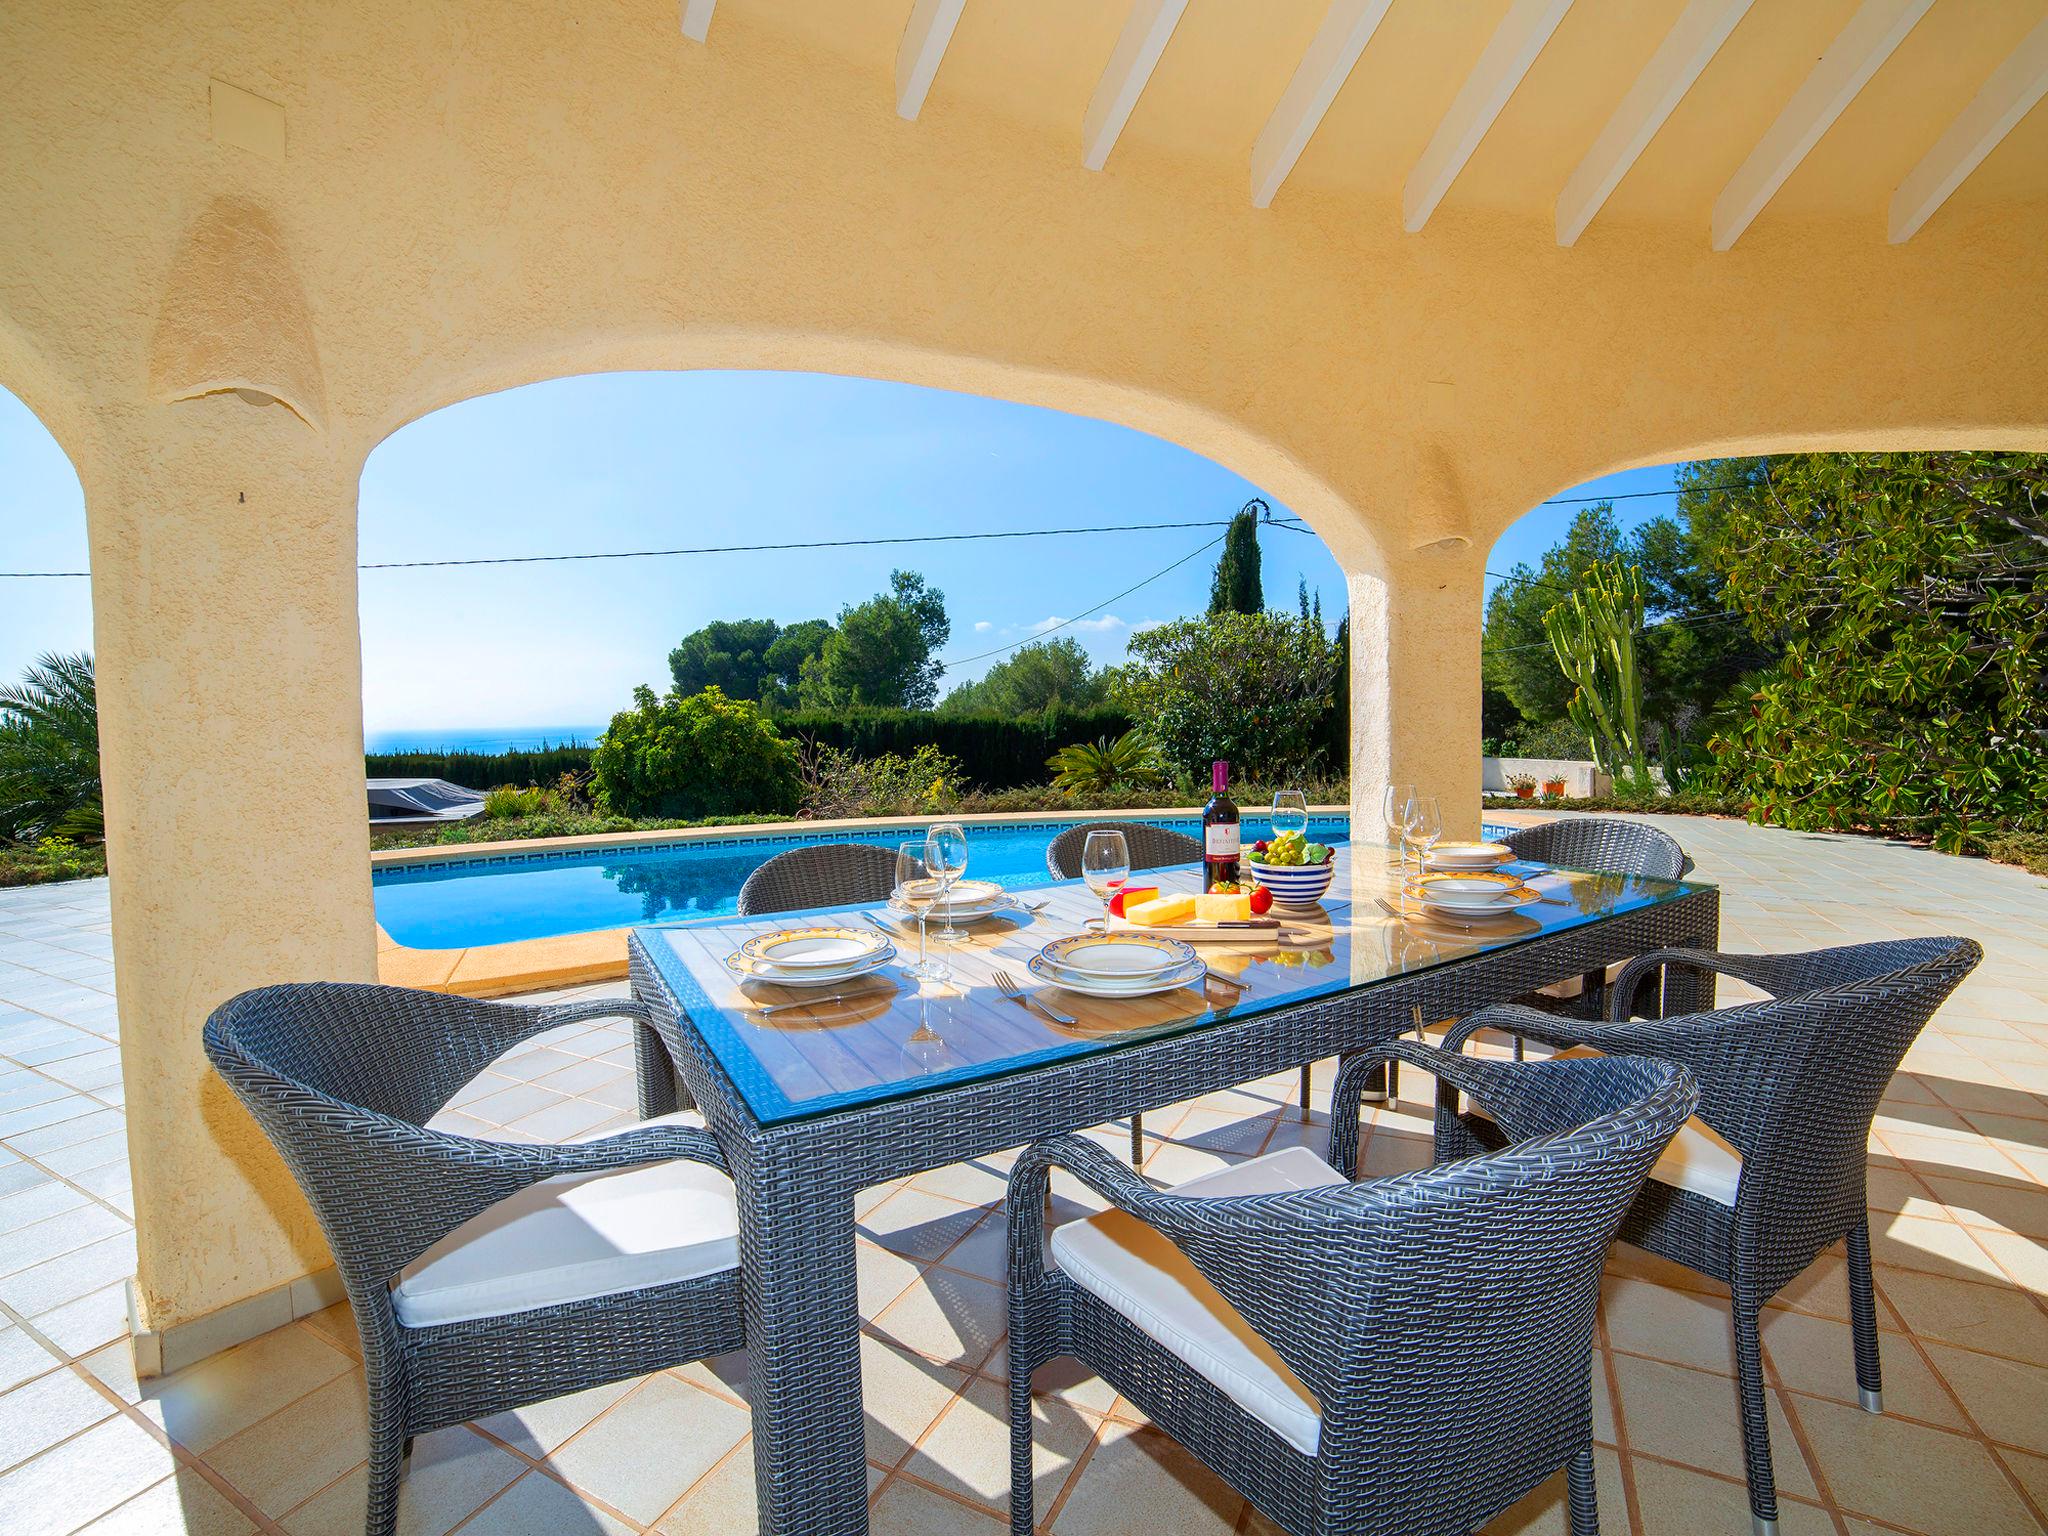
1208;501;1265;615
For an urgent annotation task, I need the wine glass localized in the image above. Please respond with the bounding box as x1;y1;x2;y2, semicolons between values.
1080;829;1130;936
1407;795;1443;877
894;841;949;983
925;822;970;942
1270;789;1309;841
1381;783;1416;871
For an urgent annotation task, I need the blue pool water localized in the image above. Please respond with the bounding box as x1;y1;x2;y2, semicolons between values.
373;814;1356;950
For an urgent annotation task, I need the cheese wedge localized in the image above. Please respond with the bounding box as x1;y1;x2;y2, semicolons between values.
1126;893;1197;927
1194;892;1252;923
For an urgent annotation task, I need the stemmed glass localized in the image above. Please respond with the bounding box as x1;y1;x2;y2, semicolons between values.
895;841;950;983
1080;829;1130;936
926;822;970;942
1381;783;1416;871
1270;789;1309;840
1406;795;1443;874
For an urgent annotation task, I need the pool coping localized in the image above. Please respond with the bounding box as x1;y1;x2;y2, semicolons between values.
371;806;1354;997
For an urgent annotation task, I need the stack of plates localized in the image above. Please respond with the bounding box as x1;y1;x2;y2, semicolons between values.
1406;870;1541;920
1026;933;1205;999
1424;840;1513;871
725;926;895;988
890;878;1011;923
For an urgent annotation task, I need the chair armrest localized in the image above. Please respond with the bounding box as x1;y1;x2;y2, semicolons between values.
532;996;657;1031
1005;1133;1162;1290
1605;948;1796;1021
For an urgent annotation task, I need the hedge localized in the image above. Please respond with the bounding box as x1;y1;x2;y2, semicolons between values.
365;745;595;789
771;706;1137;789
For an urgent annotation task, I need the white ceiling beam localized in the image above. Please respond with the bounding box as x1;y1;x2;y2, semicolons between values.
1710;0;1933;251
680;0;716;44
1404;0;1575;233
1555;0;1752;247
1889;16;2048;243
1082;0;1190;172
1249;0;1396;209
896;0;969;122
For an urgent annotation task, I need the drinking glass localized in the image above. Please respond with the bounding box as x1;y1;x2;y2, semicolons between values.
1080;829;1130;936
1381;782;1416;871
1270;789;1309;841
895;841;949;983
1407;795;1443;874
925;822;970;942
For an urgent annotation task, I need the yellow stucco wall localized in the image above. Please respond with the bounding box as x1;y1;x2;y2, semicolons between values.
2;0;2044;1338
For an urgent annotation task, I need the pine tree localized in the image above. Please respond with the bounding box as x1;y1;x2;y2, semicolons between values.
1208;501;1264;615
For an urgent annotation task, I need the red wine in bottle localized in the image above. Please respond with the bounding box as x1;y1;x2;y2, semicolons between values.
1202;760;1240;888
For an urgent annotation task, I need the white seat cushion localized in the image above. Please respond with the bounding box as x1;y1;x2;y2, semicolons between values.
392;1112;738;1328
1467;1045;1743;1207
1048;1144;1340;1456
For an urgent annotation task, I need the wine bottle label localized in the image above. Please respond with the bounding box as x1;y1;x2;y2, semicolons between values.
1204;824;1240;857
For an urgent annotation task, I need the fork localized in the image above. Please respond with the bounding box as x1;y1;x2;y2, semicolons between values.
991;969;1076;1025
1376;896;1473;932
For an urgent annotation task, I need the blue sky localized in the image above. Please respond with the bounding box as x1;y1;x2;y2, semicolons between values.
1;375;1682;741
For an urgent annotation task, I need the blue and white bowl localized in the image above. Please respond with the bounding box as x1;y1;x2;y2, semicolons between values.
1244;858;1335;908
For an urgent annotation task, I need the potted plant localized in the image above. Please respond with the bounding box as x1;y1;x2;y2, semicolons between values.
1541;775;1567;799
1507;773;1537;800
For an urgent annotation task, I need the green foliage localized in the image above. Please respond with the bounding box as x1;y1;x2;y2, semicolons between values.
938;638;1106;716
482;784;555;819
1983;828;2048;878
1113;612;1341;782
365;744;595;789
1046;729;1167;795
798;571;950;711
762;620;833;707
799;743;961;819
1697;452;2047;854
1208;502;1265;615
776;705;1132;789
1543;560;1649;782
668;618;834;708
590;685;802;820
0;836;106;887
0;653;102;843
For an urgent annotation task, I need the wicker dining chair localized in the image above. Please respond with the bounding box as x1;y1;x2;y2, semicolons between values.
1006;1039;1698;1536
737;840;905;916
1432;936;1982;1536
1043;818;1202;881
204;984;746;1536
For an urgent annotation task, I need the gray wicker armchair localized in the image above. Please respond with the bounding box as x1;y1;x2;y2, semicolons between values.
1434;936;1982;1536
1007;1039;1698;1536
204;983;745;1536
738;840;904;916
1043;819;1200;880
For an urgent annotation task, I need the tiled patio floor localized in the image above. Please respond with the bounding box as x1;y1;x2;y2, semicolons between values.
2;815;2046;1534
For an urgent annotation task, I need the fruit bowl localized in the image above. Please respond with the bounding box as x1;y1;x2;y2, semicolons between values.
1243;857;1334;909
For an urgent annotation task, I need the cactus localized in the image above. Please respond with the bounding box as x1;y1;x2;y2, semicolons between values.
1542;560;1650;787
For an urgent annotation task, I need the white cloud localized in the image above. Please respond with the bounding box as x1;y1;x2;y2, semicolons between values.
973;620;993;632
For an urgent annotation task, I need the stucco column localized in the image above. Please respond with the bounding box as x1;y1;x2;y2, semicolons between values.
88;397;375;1349
1348;545;1486;845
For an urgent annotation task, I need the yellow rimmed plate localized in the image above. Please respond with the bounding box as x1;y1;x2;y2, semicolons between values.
737;925;888;969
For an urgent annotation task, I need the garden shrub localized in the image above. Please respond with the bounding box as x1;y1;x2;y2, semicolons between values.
365;744;596;789
774;706;1133;789
799;743;960;819
591;686;801;819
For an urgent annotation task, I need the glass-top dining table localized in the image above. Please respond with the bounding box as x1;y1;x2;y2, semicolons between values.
626;841;1719;1534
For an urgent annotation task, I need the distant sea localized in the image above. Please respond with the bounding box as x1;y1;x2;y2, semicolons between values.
365;727;605;754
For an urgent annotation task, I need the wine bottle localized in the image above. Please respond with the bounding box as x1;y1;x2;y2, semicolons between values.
1202;760;1240;889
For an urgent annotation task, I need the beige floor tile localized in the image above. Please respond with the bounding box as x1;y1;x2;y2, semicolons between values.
936;1208;1007;1284
1049;1420;1240;1535
1626;1458;1835;1536
1796;1393;2041;1535
0;1323;59;1393
1878;1267;2048;1366
1997;1446;2048;1513
73;1466;257;1535
1462;1449;1627;1535
1761;1308;1961;1428
855;1237;924;1318
869;1266;1006;1370
36;1279;134;1355
869;1476;1005;1532
910;1156;1014;1209
475;1378;636;1459
0;1414;179;1531
902;1377;1095;1516
671;1349;751;1408
1871;1211;2013;1284
0;1202;130;1279
281;1424;523;1536
203;1370;369;1519
299;1304;359;1360
651;1443;758;1534
1970;1228;2048;1294
860;1188;987;1263
0;1229;138;1316
1602;1275;1735;1375
1765;1251;1853;1323
1609;1353;1815;1497
137;1323;355;1453
0;1363;116;1471
445;1469;634;1535
1928;1175;2048;1238
857;1336;969;1467
545;1374;749;1524
1921;1343;2048;1457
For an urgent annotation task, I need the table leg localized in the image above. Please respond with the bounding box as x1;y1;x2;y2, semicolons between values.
632;1019;680;1119
1658;898;1722;1018
737;1144;869;1535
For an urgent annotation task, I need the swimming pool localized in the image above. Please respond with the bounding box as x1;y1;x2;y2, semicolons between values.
373;813;1359;950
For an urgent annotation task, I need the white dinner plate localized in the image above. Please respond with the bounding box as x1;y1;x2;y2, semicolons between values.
1411;888;1542;918
725;946;896;987
1425;841;1512;869
1039;933;1199;979
738;925;888;969
1027;952;1206;998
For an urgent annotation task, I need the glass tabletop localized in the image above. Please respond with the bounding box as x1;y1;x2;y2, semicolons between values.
634;844;1710;1127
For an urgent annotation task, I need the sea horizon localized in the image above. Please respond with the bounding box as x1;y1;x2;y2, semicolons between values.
365;726;605;754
